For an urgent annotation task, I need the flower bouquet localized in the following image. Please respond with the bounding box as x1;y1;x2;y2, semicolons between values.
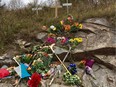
63;72;81;85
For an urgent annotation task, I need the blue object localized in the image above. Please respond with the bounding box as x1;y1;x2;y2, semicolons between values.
68;63;77;75
14;63;31;78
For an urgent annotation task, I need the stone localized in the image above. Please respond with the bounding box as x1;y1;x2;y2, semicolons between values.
84;18;111;27
53;46;68;54
36;32;48;42
70;18;116;70
73;21;115;53
94;55;116;70
1;65;8;69
79;64;116;87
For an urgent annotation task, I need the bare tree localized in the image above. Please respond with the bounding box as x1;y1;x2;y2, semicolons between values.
8;0;24;10
33;0;39;6
0;0;5;8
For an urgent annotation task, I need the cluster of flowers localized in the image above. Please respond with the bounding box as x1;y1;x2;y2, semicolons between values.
48;15;82;34
46;33;83;46
63;72;81;85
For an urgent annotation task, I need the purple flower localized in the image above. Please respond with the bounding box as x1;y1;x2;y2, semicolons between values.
46;37;56;44
85;59;95;68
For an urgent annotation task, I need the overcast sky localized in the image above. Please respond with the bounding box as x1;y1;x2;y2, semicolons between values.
1;0;48;6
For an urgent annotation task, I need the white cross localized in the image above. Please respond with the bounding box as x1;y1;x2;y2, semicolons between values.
51;0;62;18
32;7;42;15
63;0;72;14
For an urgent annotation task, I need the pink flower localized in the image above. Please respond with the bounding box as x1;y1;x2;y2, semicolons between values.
46;37;56;44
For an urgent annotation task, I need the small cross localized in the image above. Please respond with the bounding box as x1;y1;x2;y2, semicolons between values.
63;0;72;14
51;0;62;18
32;7;42;15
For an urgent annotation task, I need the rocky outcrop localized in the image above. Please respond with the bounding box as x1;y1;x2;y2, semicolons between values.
84;18;111;27
81;64;116;87
71;18;116;70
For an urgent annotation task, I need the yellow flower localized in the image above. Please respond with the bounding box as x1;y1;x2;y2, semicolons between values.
77;38;83;42
69;39;74;42
74;38;83;42
74;38;79;41
79;24;83;29
53;27;56;31
60;20;64;25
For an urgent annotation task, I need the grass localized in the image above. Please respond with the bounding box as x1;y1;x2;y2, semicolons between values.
0;0;115;55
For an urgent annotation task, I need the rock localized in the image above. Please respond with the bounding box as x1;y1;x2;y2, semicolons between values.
0;52;17;67
73;22;115;53
15;39;31;48
81;23;110;33
84;18;111;27
70;18;116;70
50;84;76;87
0;56;3;59
94;55;116;70
36;32;48;42
52;46;68;54
1;65;8;69
81;64;116;87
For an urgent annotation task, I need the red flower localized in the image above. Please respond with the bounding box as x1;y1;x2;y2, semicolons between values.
0;68;10;79
28;73;41;87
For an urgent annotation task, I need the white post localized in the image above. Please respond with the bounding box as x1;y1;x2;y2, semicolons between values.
63;0;72;14
51;0;62;18
66;0;69;14
32;7;42;15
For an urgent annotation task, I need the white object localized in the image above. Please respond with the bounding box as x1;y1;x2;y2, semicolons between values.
32;7;42;11
63;3;72;6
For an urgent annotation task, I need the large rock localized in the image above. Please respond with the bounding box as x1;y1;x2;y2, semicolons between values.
70;18;116;70
84;18;111;27
81;64;116;87
73;23;115;53
94;55;116;70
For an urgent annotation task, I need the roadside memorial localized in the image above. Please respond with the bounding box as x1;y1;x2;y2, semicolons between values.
0;15;85;86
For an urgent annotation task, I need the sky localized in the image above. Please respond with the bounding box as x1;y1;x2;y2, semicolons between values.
0;0;48;6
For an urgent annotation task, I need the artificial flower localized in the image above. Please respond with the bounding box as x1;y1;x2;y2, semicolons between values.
68;63;77;75
69;39;74;42
74;38;83;43
75;22;79;27
48;33;56;37
79;24;83;29
50;25;55;29
0;68;10;79
60;20;64;25
53;27;56;31
46;37;56;44
28;72;41;87
64;25;71;31
63;72;81;85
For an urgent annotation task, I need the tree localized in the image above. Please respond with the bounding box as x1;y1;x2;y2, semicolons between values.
0;0;5;9
8;0;24;10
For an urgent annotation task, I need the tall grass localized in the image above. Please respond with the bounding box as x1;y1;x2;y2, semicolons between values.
0;0;115;54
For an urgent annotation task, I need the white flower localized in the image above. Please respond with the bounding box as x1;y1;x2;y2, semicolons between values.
50;25;55;29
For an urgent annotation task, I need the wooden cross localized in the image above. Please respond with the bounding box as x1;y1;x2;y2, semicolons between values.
51;0;62;18
32;7;42;15
63;0;72;14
